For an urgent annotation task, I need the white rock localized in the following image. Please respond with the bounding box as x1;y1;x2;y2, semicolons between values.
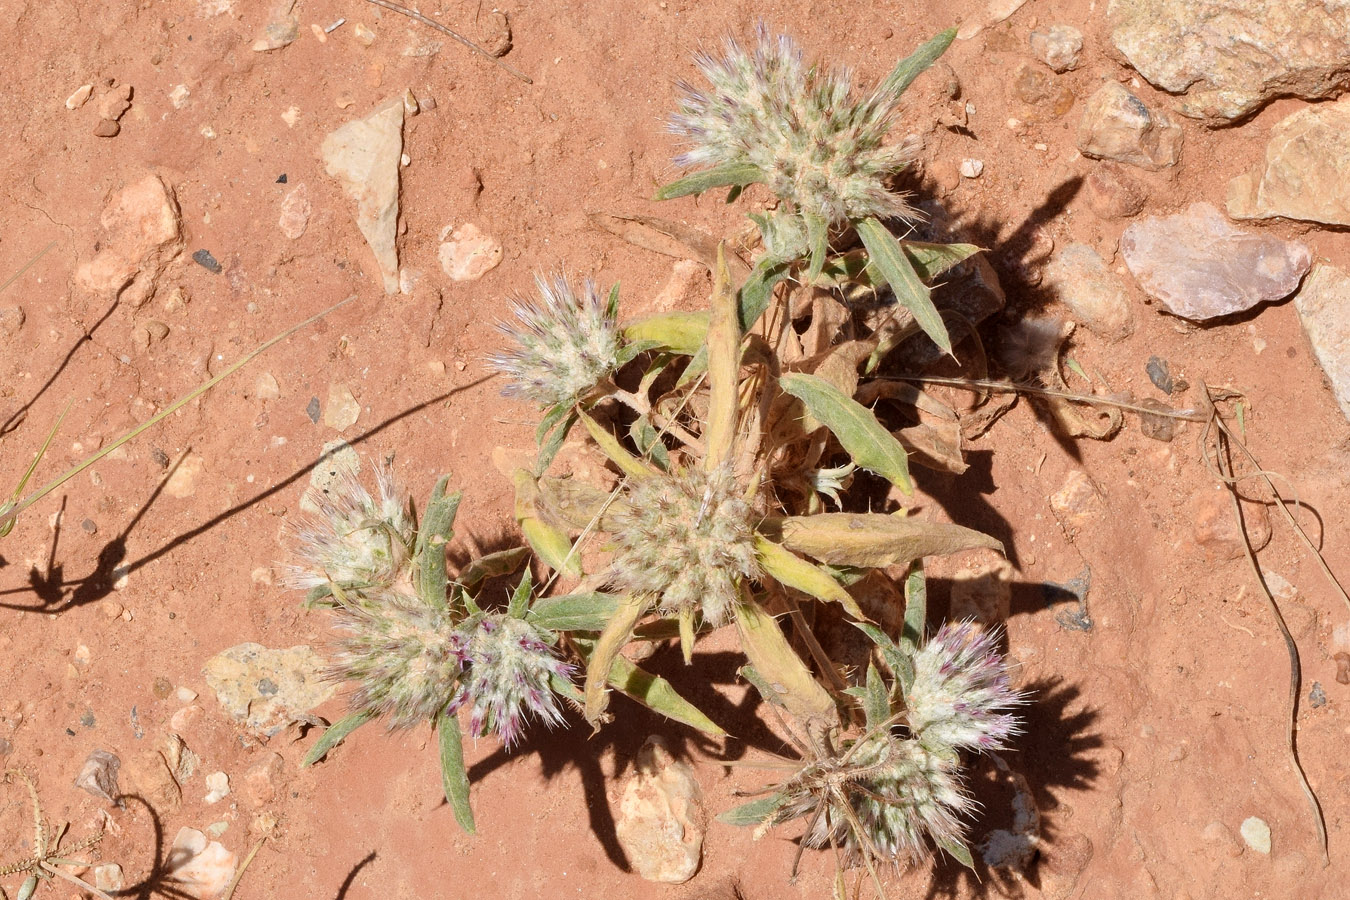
438;223;503;281
94;863;124;892
323;383;360;431
66;84;93;109
1294;264;1350;423
1240;816;1271;854
204;771;230;804
278;183;311;240
1029;24;1083;72
1227;97;1350;226
169;84;191;108
959;158;985;178
321;97;404;293
615;736;706;884
165;827;237;899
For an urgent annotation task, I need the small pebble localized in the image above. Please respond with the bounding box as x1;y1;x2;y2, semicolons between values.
305;397;321;423
177;686;198;702
353;22;376;45
82;518;98;534
1335;652;1350;685
1146;356;1174;394
1240;816;1271;854
153;676;173;699
1308;682;1326;708
204;771;230;804
67;84;94;109
960;158;984;178
276;173;288;183
192;249;223;274
93;119;120;137
101;599;124;619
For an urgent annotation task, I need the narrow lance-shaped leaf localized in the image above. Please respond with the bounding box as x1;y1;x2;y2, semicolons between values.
623;311;710;356
754;535;868;621
804;211;829;284
779;372;912;495
775;512;1003;568
535;408;579;476
881;28;957;99
938;835;976;870
655;161;766;201
735;597;837;726
854;621;914;691
579;412;661;480
704;244;740;471
456;547;530;593
902;561;927;653
303;711;374;767
738;258;792;333
718;793;789;827
416;476;462;611
857;216;952;356
571;635;726;735
583;593;652;726
864;662;890;730
438;710;476;834
512;470;582;577
507;568;533;618
528;592;623;632
901;241;982;282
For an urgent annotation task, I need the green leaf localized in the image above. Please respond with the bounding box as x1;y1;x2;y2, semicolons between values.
857;216;952;356
776;513;1003;568
456;547;531;593
655;162;766;201
415;476;462;611
864;663;889;730
303;711;374;767
583;593;652;725
902;561;927;653
536;402;571;446
901;241;982;282
629;415;671;471
937;835;976;870
738;258;792;333
513;470;582;577
528;592;623;632
854;622;914;690
881;28;957;99
536;409;579;475
804;211;829;284
624;312;710;356
508;569;533;618
718;793;788;827
606;653;726;736
579;412;661;480
616;338;662;366
438;711;476;834
754;534;867;620
779;372;912;494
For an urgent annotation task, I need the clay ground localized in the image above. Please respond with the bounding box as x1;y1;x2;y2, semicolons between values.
1;1;1348;899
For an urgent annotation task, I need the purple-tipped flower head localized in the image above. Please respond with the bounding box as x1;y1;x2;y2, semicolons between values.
449;613;573;749
283;464;415;593
606;465;759;626
669;25;921;226
488;274;622;409
907;621;1023;753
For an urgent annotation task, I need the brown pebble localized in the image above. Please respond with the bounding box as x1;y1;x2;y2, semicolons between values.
1335;652;1350;685
100;599;123;619
93;119;120;137
1136;397;1178;442
152;676;173;698
1086;165;1147;219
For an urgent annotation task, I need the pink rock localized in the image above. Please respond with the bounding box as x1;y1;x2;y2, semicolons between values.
278;183;311;240
165;827;237;899
75;174;184;307
243;752;285;805
438;223;502;281
1077;82;1183;170
1121;202;1311;321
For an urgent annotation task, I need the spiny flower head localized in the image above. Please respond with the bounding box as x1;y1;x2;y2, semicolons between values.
328;589;463;729
606;465;759;626
283;464;414;594
489;274;622;410
669;25;922;226
907;621;1023;753
448;613;573;748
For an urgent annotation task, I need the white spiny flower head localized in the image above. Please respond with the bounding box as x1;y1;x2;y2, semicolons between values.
488;273;622;410
606;464;759;627
327;588;464;729
669;24;921;226
283;464;415;594
907;621;1024;753
448;613;573;749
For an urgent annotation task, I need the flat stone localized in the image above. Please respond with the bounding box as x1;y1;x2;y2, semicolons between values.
321;97;404;294
165;827;237;899
1227;98;1350;226
122;748;182;811
251;0;299;51
204;771;230;804
73;749;121;803
1240;816;1271;854
615;735;706;884
255;371;281;401
1043;243;1134;340
1188;484;1272;559
438;223;503;281
93;119;121;137
323;383;360;431
164;453;205;499
75;174;184;307
66;84;93;109
1077;82;1182;170
1120;202;1310;321
203;643;334;738
94;864;124;893
1084;164;1146;219
0;305;25;340
1294;265;1350;423
1009;62;1075;123
1108;0;1350;121
1050;470;1104;527
278;182;311;239
1029;24;1083;72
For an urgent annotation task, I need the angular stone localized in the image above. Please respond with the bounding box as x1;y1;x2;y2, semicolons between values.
97;84;133;121
243;752;286;805
94;864;124;893
1227;99;1350;226
1108;0;1350;121
75;174;184;306
323;383;360;431
252;0;299;51
1009;62;1075;123
122;749;182;812
438;223;503;281
73;749;121;803
1188;484;1271;559
1077;82;1182;170
203;643;334;738
1043;244;1134;340
1029;24;1083;72
0;305;26;340
1294;265;1350;423
1050;470;1104;527
1084;165;1146;219
321;97;403;293
615;736;706;884
278;183;311;239
1240;816;1272;854
165;827;237;899
1120;202;1311;321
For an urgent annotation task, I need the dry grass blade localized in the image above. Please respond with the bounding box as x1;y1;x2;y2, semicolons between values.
1199;383;1330;868
361;0;532;83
